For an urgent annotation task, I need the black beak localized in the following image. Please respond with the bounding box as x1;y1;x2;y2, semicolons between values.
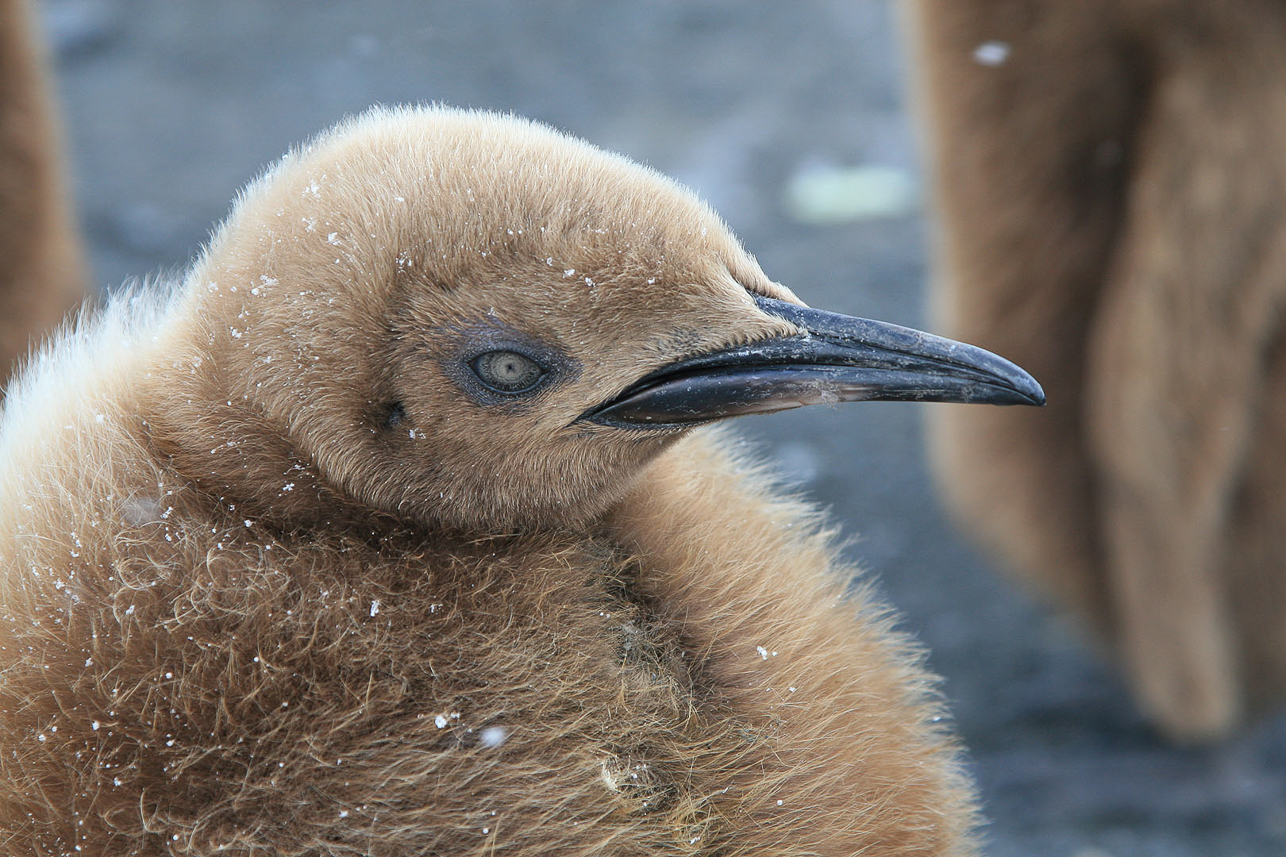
579;295;1045;428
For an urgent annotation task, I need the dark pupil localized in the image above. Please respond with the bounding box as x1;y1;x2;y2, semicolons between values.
474;350;544;393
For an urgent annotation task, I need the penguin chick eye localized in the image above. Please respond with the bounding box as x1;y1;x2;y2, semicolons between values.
471;350;546;394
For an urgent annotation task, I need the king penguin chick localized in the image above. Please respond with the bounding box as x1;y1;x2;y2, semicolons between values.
0;106;1042;856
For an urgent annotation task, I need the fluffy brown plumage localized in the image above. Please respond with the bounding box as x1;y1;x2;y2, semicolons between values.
906;0;1286;741
0;106;1038;854
0;0;86;387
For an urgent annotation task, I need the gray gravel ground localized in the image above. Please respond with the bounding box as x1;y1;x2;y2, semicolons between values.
38;1;1286;854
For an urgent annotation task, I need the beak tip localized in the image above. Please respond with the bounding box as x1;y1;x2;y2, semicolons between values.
1020;377;1046;407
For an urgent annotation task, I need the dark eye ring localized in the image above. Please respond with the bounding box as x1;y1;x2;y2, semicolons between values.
471;350;547;394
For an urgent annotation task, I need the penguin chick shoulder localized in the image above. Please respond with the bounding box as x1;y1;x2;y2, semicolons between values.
0;106;1041;856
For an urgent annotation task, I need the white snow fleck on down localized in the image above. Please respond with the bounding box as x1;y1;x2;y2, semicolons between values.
479;726;507;748
757;645;769;660
973;40;1011;66
369;600;381;617
434;714;449;729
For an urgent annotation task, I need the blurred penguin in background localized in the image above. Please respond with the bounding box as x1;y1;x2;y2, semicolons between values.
906;0;1286;741
0;0;87;385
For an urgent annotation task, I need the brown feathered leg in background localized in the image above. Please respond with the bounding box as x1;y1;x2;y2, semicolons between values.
906;0;1286;741
0;0;87;384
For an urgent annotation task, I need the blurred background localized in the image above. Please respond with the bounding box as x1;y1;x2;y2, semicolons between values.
35;1;1286;854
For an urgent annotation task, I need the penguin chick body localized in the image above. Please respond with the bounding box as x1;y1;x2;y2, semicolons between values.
0;106;1040;855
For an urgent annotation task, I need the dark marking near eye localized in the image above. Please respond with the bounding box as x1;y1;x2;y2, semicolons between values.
382;402;407;430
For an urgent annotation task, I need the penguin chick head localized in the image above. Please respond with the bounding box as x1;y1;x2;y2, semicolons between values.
150;106;1041;533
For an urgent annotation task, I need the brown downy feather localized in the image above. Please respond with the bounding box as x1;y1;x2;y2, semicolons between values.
906;0;1286;740
0;0;86;385
0;107;980;855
